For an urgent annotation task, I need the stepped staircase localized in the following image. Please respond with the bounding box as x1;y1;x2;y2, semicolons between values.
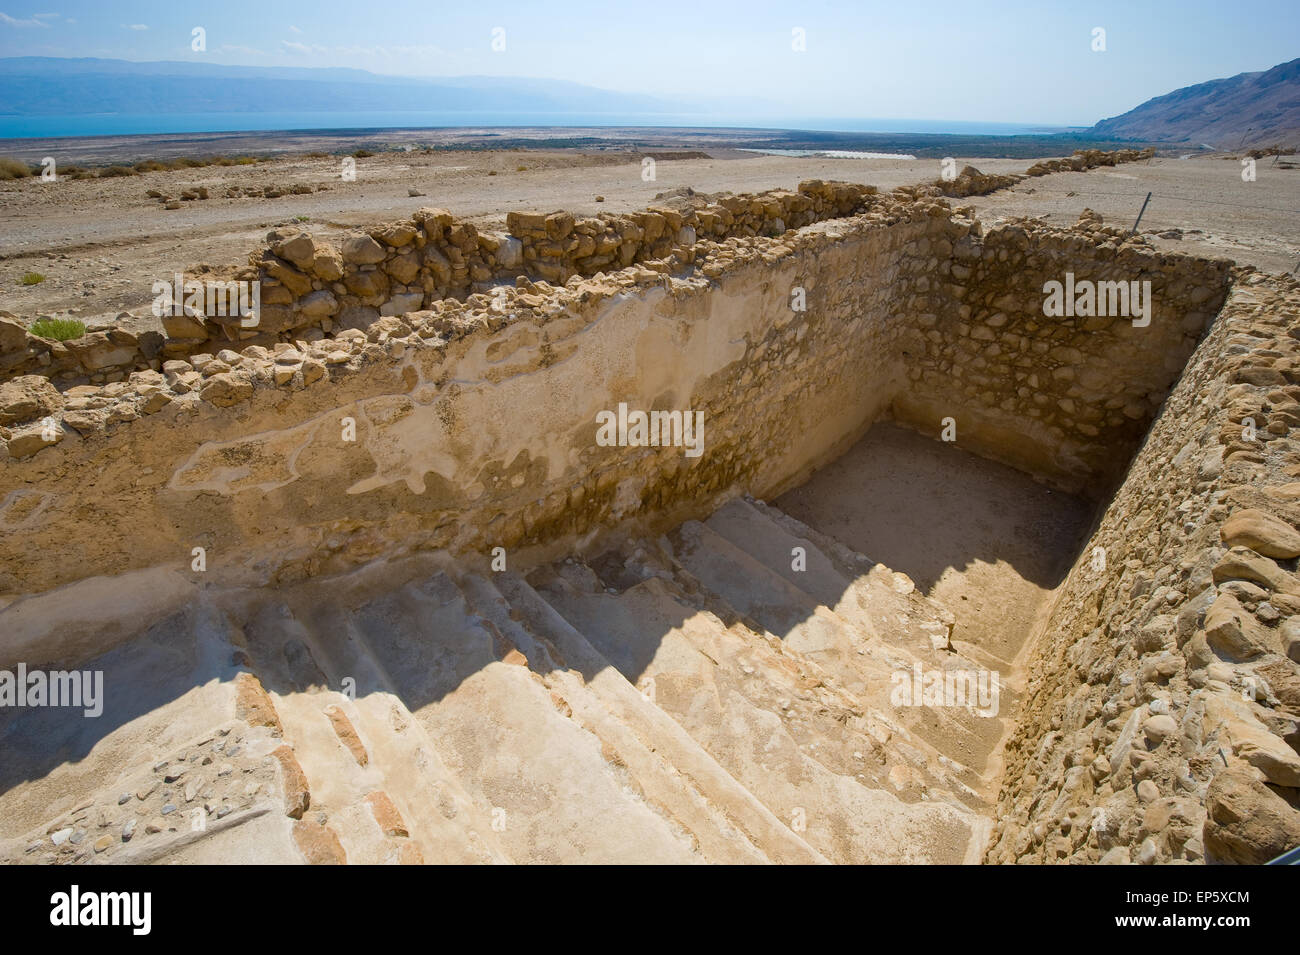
1;497;1021;865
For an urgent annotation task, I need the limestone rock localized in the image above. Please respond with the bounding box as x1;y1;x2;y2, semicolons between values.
1142;714;1177;744
1204;592;1267;659
310;245;345;282
269;230;317;269
375;223;418;247
6;423;61;459
65;331;137;372
379;292;424;317
1221;508;1300;559
297;290;339;320
161;311;208;340
364;791;409;837
199;371;254;407
324;705;368;767
1205;694;1300;787
1213;546;1300;595
0;375;63;426
341;234;387;265
234;672;283;734
1203;765;1300;864
270;745;311;819
0;316;27;354
291;819;347;864
1283;618;1300;664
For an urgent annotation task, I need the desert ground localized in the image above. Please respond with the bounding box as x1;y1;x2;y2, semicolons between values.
1;144;1294;339
961;154;1299;275
0;148;1029;334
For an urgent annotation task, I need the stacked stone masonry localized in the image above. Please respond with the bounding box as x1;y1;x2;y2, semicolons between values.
0;180;877;383
986;269;1300;864
0;148;1153;386
0;188;1228;602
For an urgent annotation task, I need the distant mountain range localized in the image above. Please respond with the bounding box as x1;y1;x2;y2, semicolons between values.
1090;57;1300;149
0;56;693;117
3;55;1299;150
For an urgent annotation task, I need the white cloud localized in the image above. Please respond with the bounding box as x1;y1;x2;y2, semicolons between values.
219;44;267;56
0;12;51;27
281;40;326;54
126;23;148;31
288;25;302;34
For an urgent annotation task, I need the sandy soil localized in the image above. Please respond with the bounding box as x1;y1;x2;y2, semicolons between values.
776;421;1095;667
0;147;1293;335
0;149;1029;331
961;155;1299;274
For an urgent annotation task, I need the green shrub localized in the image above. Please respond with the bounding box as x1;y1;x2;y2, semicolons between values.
99;165;136;178
20;271;45;285
29;317;85;340
352;149;374;158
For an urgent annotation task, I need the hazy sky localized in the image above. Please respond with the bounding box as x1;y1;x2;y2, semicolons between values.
1;1;1295;125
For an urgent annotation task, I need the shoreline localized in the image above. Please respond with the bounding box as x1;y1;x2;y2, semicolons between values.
0;124;1159;165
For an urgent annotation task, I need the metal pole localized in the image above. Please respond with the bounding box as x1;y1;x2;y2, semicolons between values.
1130;192;1152;235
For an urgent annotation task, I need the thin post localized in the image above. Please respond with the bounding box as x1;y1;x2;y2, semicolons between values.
1130;192;1152;235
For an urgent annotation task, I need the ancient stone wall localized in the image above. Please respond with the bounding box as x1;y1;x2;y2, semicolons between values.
987;269;1300;863
0;145;1159;384
0;146;1156;387
0;194;950;669
0;181;877;384
895;216;1232;493
0;185;1235;614
1025;147;1155;178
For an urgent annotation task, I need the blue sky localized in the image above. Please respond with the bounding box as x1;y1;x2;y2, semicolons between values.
0;1;1295;125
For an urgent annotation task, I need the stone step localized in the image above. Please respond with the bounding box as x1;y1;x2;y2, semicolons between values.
238;565;512;865
706;497;942;656
745;495;1017;673
735;496;1022;779
0;599;300;865
573;538;991;800
456;570;821;864
529;562;985;863
327;570;707;863
665;517;999;779
234;590;477;865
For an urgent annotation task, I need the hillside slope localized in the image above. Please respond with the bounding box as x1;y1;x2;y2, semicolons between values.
1091;57;1300;148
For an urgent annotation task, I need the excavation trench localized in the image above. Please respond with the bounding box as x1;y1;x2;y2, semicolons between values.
0;193;1248;865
